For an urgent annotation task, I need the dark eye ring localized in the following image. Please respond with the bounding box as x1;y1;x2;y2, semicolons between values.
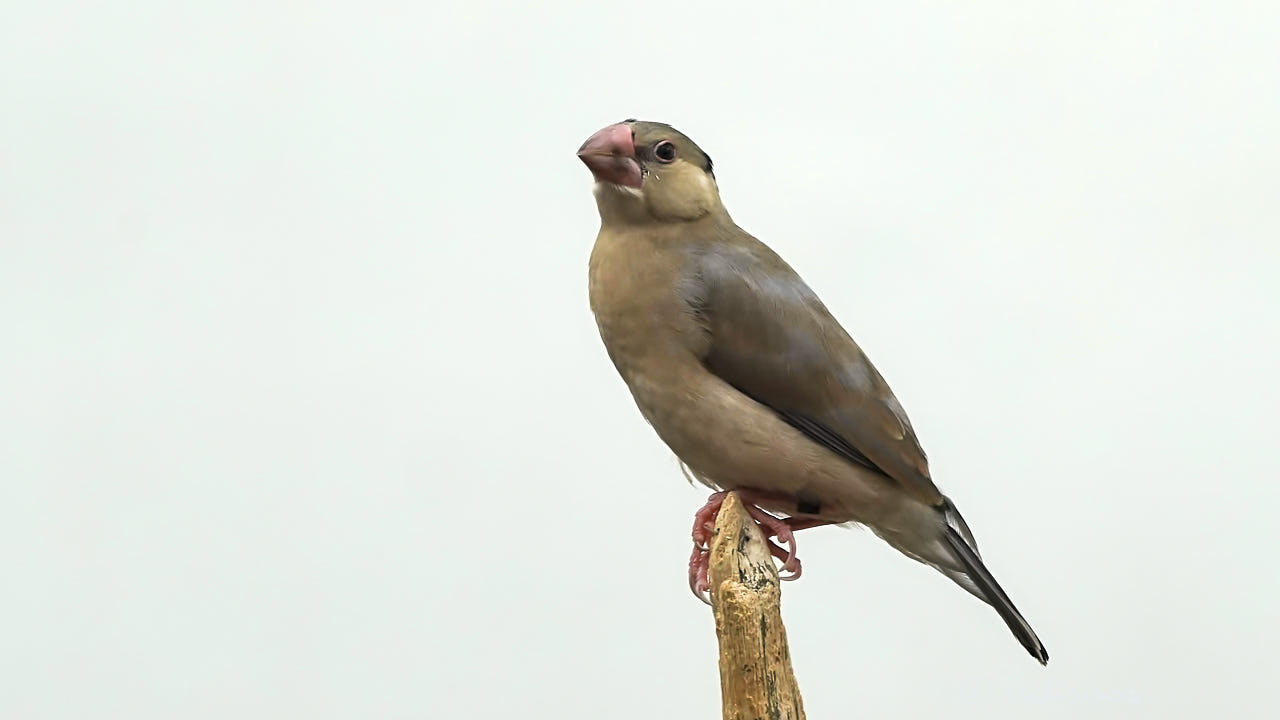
654;140;677;163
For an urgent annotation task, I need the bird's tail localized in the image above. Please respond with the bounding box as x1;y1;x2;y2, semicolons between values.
937;501;1049;665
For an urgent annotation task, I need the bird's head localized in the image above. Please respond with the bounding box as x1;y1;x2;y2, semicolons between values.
577;119;724;225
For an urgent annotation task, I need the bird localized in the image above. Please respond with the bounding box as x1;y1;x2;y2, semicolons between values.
578;119;1048;665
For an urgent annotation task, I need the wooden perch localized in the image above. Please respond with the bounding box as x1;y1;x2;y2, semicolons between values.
709;492;806;720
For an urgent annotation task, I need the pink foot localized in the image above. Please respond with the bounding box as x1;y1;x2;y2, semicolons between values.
688;491;806;604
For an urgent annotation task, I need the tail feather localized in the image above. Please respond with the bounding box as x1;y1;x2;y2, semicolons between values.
942;525;1049;665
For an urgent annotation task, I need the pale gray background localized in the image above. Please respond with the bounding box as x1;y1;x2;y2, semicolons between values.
3;1;1278;718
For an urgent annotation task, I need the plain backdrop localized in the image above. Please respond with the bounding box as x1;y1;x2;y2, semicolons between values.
3;2;1278;718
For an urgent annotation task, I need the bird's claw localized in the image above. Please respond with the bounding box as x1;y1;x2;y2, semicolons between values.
688;544;712;605
687;491;805;601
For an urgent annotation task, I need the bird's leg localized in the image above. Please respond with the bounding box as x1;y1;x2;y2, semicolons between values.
782;517;833;531
690;491;727;550
688;490;831;603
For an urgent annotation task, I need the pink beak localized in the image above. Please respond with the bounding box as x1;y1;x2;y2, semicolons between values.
577;122;643;188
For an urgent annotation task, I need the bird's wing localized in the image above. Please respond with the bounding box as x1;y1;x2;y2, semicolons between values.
693;235;943;506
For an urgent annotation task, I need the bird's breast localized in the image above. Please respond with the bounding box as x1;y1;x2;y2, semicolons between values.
587;231;709;379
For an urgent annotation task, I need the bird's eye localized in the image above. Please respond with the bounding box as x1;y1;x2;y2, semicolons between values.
654;140;677;163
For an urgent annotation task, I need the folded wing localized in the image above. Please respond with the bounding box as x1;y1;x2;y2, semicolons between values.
693;235;942;506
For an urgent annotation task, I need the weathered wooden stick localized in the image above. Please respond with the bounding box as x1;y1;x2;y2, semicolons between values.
709;492;806;720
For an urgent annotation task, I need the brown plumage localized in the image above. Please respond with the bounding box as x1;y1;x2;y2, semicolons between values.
579;119;1048;664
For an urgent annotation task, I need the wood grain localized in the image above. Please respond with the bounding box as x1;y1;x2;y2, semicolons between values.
709;492;806;720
